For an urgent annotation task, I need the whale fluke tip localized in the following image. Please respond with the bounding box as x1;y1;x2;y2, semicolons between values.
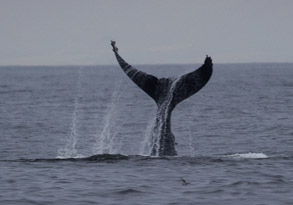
204;55;212;65
111;41;118;52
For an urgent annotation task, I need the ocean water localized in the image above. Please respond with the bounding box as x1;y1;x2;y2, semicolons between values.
0;63;293;204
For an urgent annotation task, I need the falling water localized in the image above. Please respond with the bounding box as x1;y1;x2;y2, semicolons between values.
141;77;182;156
139;115;156;156
93;80;123;154
57;66;84;158
188;126;195;157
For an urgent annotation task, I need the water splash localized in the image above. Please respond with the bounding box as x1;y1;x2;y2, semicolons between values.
139;115;156;156
188;127;195;157
141;77;181;156
58;66;83;158
157;77;181;156
93;80;123;154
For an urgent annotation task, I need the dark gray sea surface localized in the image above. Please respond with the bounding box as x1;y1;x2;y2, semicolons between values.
0;63;293;204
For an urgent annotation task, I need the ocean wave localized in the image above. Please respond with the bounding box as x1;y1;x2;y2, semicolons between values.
4;152;292;164
0;154;129;163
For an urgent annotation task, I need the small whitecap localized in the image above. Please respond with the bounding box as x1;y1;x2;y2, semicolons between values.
227;152;269;159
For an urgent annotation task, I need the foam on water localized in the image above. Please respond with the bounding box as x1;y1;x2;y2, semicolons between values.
56;153;85;159
226;152;269;159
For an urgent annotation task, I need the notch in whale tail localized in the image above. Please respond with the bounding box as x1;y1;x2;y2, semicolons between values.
111;41;213;107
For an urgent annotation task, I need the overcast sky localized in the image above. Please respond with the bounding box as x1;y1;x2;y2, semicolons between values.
0;0;292;65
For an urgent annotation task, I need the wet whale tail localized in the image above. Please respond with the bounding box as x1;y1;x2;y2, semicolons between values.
111;41;213;156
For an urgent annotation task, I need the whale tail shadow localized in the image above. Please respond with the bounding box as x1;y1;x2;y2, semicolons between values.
111;41;213;156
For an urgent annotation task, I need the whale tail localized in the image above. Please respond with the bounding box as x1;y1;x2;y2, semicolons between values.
111;41;213;156
111;41;213;107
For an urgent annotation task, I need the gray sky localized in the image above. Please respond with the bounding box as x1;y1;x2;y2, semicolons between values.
0;0;292;65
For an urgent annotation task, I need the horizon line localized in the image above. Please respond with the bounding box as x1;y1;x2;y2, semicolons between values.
1;61;293;67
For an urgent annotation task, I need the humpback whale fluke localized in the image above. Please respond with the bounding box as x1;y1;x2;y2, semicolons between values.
111;41;213;156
